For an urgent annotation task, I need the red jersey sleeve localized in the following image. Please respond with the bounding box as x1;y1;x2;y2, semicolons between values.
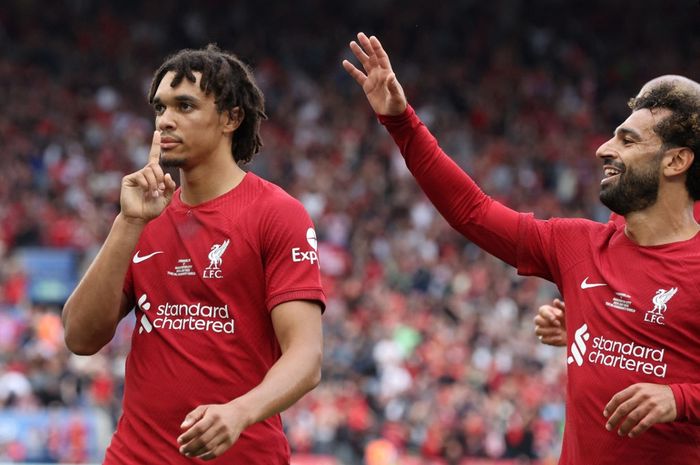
378;105;603;284
378;105;522;267
670;383;700;423
259;193;326;312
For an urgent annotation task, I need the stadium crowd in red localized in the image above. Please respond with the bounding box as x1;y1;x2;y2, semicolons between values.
0;1;697;463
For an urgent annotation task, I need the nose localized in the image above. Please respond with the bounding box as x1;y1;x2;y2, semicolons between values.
157;109;176;131
595;137;615;160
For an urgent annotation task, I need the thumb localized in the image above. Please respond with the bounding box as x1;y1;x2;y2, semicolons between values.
181;406;206;429
386;73;401;95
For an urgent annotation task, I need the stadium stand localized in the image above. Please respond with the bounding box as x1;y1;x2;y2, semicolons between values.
0;0;698;463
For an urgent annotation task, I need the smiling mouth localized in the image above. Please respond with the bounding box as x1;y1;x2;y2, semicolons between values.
601;165;623;185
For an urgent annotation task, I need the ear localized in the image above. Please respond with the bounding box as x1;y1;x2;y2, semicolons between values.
663;147;694;177
222;107;244;134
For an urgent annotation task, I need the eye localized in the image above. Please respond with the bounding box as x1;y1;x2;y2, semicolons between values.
153;103;165;115
179;102;194;111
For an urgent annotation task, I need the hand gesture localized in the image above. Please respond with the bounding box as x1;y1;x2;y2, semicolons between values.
120;131;177;224
342;32;407;116
534;298;567;347
604;383;677;437
177;402;249;460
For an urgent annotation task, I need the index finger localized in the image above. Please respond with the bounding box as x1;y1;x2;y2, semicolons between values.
604;385;636;423
148;131;162;164
178;415;210;447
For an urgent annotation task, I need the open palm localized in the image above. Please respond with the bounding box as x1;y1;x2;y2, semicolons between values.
342;32;407;116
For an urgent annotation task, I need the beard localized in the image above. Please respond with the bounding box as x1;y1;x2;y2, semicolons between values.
160;154;187;168
599;152;662;215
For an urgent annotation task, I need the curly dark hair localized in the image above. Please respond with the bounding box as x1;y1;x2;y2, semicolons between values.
628;82;700;200
147;44;267;164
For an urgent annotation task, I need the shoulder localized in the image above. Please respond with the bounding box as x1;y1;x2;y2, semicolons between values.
522;214;614;235
519;214;620;252
554;216;617;239
249;173;309;215
548;216;613;229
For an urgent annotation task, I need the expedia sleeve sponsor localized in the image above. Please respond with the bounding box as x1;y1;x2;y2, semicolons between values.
291;227;320;265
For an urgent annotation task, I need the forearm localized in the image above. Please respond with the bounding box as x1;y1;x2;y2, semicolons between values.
669;383;700;424
379;106;486;223
62;213;144;354
379;106;521;265
231;339;322;428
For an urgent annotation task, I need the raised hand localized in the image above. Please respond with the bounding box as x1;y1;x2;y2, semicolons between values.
120;131;177;224
534;298;567;347
604;383;677;437
342;32;407;116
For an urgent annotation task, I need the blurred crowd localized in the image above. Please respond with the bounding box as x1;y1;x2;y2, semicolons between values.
1;0;698;463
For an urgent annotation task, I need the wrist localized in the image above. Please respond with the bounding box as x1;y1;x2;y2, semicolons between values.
227;398;257;428
377;103;413;126
115;213;148;231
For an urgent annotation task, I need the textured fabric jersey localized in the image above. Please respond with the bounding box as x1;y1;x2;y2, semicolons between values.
379;106;700;465
609;201;700;225
104;173;326;464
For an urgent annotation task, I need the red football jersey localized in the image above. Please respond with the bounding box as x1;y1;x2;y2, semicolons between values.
609;201;700;225
379;106;700;465
518;217;700;464
105;173;325;464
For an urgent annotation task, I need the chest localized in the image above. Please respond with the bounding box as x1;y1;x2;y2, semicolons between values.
132;211;263;297
566;251;699;332
126;210;272;346
562;252;700;382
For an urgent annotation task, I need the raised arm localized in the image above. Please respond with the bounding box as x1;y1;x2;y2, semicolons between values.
343;32;522;266
62;131;176;355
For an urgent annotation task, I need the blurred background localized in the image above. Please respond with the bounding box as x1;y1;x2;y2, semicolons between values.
0;0;698;463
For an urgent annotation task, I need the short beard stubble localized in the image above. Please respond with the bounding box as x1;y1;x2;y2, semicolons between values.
599;149;664;216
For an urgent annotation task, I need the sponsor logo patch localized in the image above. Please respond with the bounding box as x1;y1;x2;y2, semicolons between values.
567;322;667;378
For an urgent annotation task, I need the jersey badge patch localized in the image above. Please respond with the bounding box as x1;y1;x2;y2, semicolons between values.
644;287;678;326
203;239;230;279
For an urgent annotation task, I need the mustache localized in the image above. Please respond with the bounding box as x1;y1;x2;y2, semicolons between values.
603;159;626;172
159;132;182;142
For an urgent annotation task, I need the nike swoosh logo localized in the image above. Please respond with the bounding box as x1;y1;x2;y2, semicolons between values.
133;250;164;264
580;277;607;289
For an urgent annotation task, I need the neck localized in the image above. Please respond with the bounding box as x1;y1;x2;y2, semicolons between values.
179;156;246;206
623;197;699;246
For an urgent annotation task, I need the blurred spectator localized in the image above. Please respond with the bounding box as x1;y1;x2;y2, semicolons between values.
1;0;698;463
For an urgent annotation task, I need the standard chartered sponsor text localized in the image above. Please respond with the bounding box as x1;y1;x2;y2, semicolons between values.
589;336;666;377
153;302;235;334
